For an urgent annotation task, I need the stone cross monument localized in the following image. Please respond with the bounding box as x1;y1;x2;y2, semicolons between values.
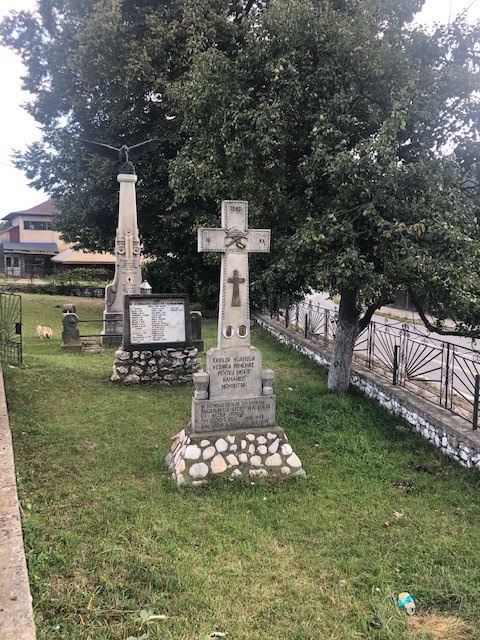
81;139;160;345
166;200;305;486
198;200;270;350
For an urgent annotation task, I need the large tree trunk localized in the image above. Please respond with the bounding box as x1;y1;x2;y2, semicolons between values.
327;288;360;393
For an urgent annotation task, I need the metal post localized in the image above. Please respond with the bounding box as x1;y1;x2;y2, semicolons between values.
367;323;373;369
393;344;399;385
473;374;480;430
444;343;451;408
304;313;308;339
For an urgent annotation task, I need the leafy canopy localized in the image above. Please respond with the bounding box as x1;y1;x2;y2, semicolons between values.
170;0;480;330
2;0;480;328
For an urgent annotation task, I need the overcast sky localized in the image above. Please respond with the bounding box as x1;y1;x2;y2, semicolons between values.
0;0;479;218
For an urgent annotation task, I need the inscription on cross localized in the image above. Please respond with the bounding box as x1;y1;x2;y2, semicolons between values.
198;200;270;349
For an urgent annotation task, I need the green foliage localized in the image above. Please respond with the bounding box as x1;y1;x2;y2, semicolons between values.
49;267;110;285
171;0;480;320
0;0;258;297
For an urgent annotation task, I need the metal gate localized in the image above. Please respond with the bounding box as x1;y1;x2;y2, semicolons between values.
0;293;22;366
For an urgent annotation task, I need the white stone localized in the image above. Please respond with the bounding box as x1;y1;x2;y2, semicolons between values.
200;439;211;447
231;469;243;478
176;473;186;487
287;453;302;469
293;468;307;477
268;439;280;454
257;436;267;444
248;444;256;455
281;466;291;475
192;480;207;487
203;446;216;460
229;444;238;452
281;443;293;456
241;440;247;449
246;434;255;441
175;459;186;474
185;445;201;460
189;462;209;479
211;454;228;474
227;435;235;444
239;453;248;463
251;456;262;467
265;453;282;467
249;468;268;477
267;432;277;440
226;454;239;466
257;445;267;455
216;438;228;452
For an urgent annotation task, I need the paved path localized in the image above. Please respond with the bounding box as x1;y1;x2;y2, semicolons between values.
0;367;36;639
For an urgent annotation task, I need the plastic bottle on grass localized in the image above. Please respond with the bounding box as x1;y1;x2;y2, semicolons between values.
397;592;416;615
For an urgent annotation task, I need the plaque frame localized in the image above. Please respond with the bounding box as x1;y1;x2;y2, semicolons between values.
123;294;193;350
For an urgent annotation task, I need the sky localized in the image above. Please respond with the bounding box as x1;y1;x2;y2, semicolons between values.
0;0;479;219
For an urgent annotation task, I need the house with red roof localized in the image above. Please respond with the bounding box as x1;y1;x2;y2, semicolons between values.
0;199;115;278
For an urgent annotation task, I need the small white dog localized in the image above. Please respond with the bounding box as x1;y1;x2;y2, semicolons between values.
36;325;53;340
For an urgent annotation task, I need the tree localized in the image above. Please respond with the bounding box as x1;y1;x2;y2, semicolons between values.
0;0;263;306
169;0;480;391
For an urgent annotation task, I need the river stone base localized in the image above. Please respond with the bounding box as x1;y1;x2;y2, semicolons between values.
111;347;201;384
166;425;306;487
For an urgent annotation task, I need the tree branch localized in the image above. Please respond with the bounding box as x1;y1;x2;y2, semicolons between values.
358;303;380;333
409;289;480;338
233;0;256;23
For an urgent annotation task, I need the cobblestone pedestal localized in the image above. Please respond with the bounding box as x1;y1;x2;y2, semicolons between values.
111;347;200;384
166;425;305;486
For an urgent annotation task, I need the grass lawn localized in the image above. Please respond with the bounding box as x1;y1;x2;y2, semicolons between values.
4;293;480;640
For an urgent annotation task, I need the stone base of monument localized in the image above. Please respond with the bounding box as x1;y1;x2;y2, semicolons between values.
102;311;123;347
111;347;201;384
166;425;305;487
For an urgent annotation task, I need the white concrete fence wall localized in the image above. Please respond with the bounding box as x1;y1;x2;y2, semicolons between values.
254;313;480;472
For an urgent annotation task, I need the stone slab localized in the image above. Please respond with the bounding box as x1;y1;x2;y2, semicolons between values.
191;395;276;432
123;294;193;350
206;345;262;399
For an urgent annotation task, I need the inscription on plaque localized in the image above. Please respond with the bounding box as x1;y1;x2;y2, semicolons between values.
124;294;192;349
206;346;262;398
191;396;276;432
130;300;186;344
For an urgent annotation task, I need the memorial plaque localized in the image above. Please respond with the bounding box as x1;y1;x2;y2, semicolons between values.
123;294;193;349
206;346;262;399
191;396;276;432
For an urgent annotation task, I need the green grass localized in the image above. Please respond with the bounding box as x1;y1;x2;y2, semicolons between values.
5;293;480;640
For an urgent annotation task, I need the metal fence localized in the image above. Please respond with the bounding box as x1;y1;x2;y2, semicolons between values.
0;293;22;367
269;299;480;430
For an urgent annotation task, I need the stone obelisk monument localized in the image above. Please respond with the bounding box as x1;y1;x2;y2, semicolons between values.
166;200;305;486
81;139;160;346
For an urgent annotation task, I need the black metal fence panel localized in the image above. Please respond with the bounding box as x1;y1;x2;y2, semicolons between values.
0;293;22;367
269;299;480;430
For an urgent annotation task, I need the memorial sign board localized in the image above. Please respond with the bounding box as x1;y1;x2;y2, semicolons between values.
123;294;193;350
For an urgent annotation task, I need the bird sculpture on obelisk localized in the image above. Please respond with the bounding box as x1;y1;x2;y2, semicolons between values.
81;138;160;345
